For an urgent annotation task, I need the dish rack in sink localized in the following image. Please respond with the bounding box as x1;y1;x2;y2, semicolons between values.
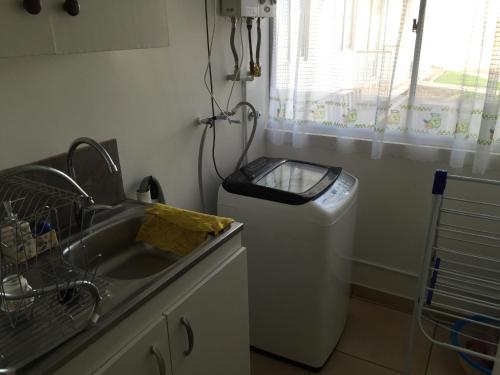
0;175;106;373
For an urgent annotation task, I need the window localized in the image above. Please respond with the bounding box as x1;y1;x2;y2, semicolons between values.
270;0;500;172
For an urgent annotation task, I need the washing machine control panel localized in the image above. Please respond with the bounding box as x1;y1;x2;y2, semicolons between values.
318;172;355;207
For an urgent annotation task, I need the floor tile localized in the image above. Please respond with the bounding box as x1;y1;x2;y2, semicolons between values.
250;351;309;375
426;328;471;375
337;298;433;374
319;351;400;375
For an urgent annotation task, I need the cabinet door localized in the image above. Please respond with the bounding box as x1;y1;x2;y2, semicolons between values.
0;1;55;57
48;0;169;54
165;248;250;375
95;317;172;375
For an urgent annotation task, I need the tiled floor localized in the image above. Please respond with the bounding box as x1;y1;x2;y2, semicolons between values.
251;297;469;375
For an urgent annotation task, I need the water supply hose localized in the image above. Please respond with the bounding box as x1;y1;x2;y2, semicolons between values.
230;17;239;78
198;124;210;212
255;18;262;77
231;101;259;171
247;18;255;76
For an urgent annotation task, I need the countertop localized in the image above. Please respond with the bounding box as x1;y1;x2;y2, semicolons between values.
18;204;243;375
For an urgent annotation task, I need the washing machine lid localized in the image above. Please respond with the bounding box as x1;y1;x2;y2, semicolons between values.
222;157;342;205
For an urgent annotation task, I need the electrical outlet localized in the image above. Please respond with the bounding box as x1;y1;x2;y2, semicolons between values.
220;0;276;18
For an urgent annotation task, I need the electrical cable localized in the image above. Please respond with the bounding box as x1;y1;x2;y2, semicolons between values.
203;0;229;119
247;18;255;76
212;123;225;180
203;0;226;182
199;1;258;211
204;0;215;118
202;3;245;183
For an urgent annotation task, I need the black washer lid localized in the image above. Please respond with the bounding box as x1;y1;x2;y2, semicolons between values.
222;157;342;205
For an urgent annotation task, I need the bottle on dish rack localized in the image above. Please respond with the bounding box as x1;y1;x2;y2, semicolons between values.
0;201;37;263
0;202;36;263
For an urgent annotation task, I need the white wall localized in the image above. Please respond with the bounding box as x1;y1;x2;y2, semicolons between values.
266;132;500;299
0;0;269;213
3;0;493;301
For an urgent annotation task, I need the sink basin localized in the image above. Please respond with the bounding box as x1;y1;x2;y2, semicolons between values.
63;210;181;280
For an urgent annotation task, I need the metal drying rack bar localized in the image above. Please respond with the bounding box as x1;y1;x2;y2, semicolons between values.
407;171;500;375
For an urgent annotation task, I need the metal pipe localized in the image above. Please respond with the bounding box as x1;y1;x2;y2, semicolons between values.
438;226;500;242
430;301;500;324
439;234;500;249
423;307;500;334
426;287;500;310
435;246;500;264
440;208;500;223
67;137;118;181
230;17;239;77
448;174;500;186
438;223;500;238
429;266;500;287
443;195;500;208
439;258;500;276
436;280;500;302
428;318;499;347
255;17;262;77
247;18;255;76
437;274;500;293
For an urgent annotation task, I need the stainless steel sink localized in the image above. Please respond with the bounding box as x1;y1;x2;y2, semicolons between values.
63;206;181;281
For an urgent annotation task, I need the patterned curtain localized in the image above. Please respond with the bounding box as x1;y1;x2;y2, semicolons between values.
269;0;500;173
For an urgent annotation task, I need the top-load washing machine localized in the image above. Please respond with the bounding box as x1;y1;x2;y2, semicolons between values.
217;157;359;369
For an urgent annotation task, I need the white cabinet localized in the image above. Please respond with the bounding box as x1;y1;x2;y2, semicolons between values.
0;0;169;57
58;236;251;375
95;317;172;375
165;249;250;375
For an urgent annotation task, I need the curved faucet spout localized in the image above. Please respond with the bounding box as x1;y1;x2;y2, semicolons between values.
67;137;119;180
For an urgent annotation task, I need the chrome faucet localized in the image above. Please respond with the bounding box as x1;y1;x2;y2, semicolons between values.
67;137;119;181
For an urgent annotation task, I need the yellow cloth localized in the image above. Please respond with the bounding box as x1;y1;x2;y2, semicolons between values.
136;203;234;257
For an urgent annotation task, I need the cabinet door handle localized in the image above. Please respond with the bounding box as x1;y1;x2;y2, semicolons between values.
150;345;167;375
180;317;195;356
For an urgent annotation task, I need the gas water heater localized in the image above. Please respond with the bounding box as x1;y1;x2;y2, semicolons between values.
220;0;276;18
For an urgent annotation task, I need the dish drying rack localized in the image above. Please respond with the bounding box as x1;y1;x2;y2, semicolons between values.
408;170;500;374
0;175;106;373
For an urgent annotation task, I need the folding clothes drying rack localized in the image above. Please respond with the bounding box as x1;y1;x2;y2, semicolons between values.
407;170;500;375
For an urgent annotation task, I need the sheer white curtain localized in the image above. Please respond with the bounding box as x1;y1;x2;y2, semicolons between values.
269;0;500;173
